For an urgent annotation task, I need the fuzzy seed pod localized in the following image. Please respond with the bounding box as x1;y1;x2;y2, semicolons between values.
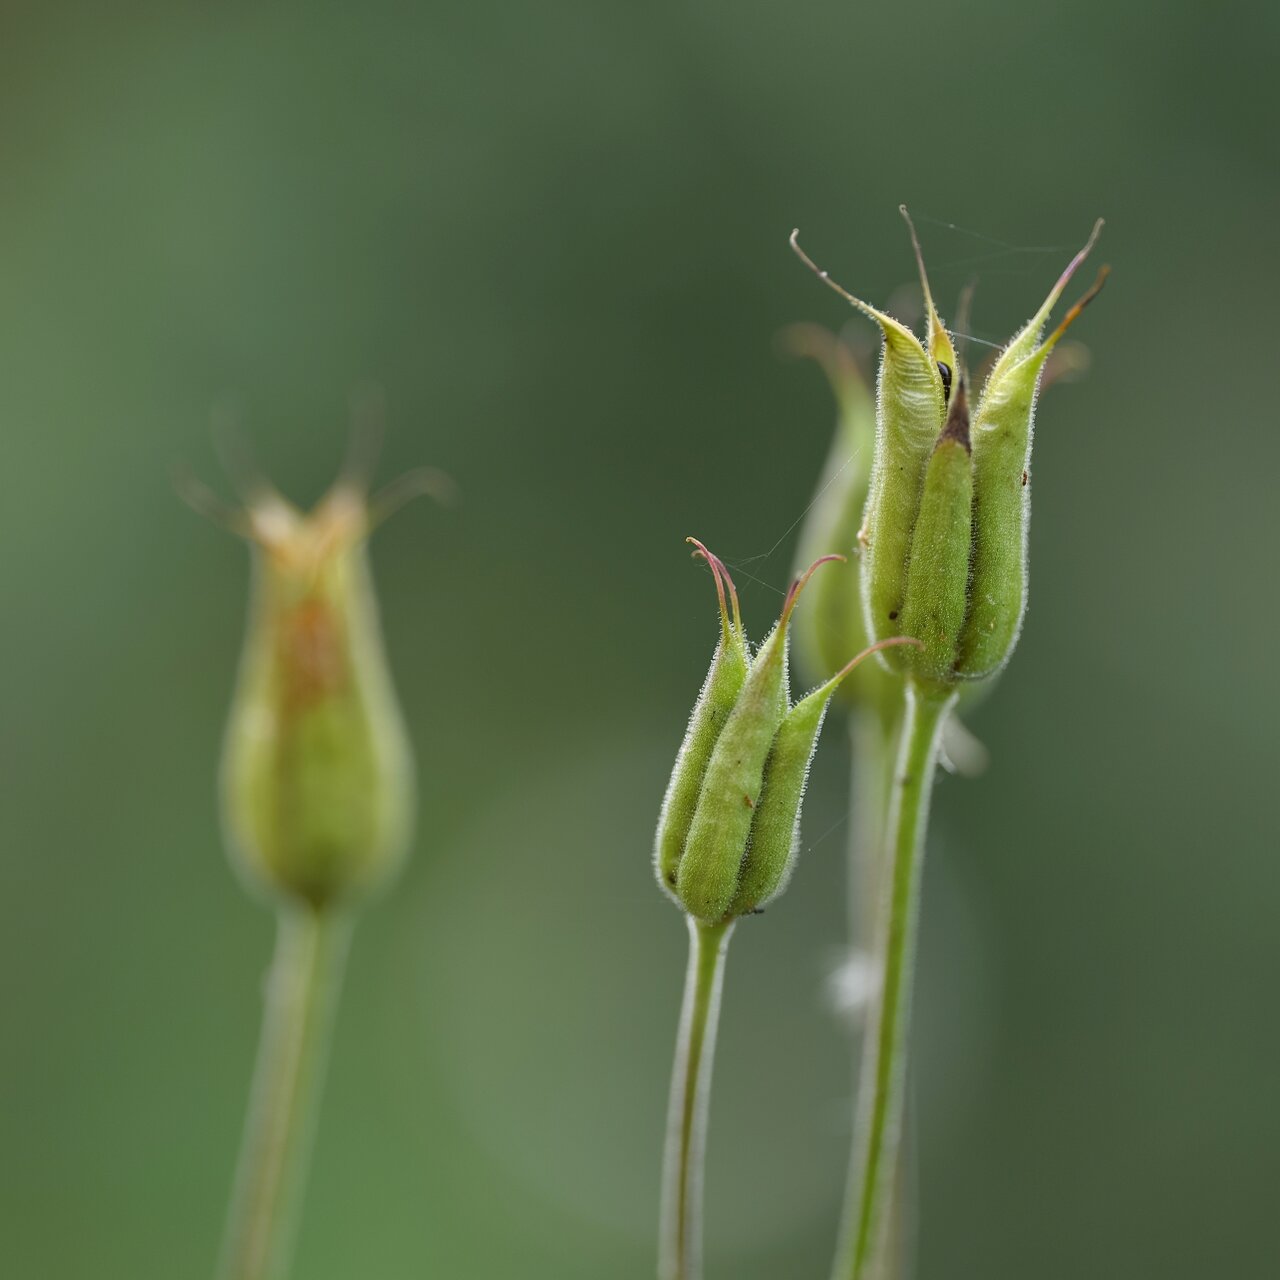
655;542;917;923
222;479;413;908
960;238;1109;679
791;210;1107;691
654;540;749;895
182;447;447;909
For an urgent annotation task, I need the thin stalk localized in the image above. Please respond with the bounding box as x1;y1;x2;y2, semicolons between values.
658;915;735;1280
844;707;911;1279
215;905;352;1280
847;709;897;950
833;682;955;1280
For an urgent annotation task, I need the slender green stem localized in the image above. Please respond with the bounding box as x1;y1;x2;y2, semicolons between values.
659;915;735;1280
847;709;897;950
844;707;911;1279
833;682;955;1280
215;905;352;1280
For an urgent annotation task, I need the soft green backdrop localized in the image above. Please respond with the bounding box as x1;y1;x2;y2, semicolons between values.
2;2;1277;1277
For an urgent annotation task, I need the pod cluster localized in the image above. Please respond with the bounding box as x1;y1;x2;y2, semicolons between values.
793;211;1108;691
217;469;418;909
655;540;913;923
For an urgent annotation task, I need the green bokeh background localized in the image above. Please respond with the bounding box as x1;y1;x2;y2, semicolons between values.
3;2;1277;1277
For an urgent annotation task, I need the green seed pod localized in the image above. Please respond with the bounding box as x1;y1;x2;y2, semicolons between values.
785;327;899;720
790;213;959;650
792;211;1107;690
656;541;920;924
896;380;973;686
958;230;1109;679
674;560;828;923
655;540;749;901
188;454;441;910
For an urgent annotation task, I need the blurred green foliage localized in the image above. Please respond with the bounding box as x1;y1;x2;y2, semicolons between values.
1;1;1277;1277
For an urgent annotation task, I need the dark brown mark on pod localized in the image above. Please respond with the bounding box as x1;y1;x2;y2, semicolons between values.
935;376;970;451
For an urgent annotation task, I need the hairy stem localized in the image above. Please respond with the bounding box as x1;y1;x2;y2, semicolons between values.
659;915;735;1280
215;906;352;1280
833;682;955;1280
